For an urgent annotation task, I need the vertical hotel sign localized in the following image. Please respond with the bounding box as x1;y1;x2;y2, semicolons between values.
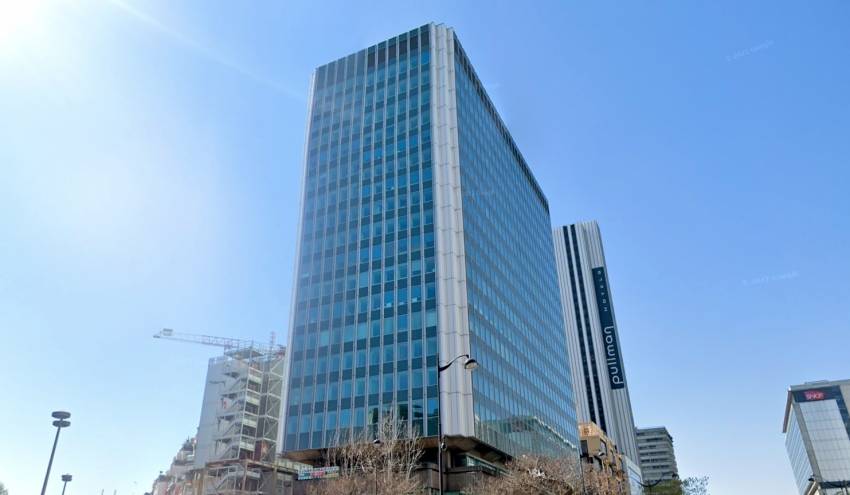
592;267;625;390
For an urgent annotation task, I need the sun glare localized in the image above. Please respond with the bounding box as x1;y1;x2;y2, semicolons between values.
0;0;50;47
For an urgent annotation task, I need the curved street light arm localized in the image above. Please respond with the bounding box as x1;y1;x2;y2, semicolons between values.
638;473;678;488
438;354;471;373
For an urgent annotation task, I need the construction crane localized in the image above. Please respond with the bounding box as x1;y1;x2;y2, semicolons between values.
153;328;289;494
153;328;283;355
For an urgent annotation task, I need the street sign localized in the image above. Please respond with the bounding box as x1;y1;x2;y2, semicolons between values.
297;466;340;481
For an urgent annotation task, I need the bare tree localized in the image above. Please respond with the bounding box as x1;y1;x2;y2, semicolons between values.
681;477;709;495
0;481;7;495
651;476;709;495
467;454;628;495
495;454;578;495
307;414;423;495
581;464;627;495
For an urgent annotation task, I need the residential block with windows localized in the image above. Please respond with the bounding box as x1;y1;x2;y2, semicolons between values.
635;426;679;483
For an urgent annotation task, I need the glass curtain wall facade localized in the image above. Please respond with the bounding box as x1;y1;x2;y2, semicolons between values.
783;381;850;495
285;25;437;452
283;23;578;460
452;38;578;456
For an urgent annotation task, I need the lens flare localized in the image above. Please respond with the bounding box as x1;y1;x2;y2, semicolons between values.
0;0;50;47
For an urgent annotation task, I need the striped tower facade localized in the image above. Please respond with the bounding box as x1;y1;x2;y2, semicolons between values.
553;221;640;464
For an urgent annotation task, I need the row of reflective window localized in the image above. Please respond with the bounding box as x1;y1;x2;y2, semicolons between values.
453;38;578;456
285;26;437;452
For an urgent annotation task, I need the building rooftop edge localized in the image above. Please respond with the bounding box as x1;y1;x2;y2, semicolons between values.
555;220;600;229
788;378;850;390
783;378;850;433
449;29;550;213
312;22;438;72
305;22;553;214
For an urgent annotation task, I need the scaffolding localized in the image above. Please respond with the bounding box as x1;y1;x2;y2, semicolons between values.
198;347;286;495
153;330;290;495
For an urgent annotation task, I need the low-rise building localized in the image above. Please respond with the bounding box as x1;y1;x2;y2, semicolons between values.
580;422;628;494
151;438;196;495
635;426;678;483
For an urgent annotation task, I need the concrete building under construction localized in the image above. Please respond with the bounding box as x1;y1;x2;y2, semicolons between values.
194;346;286;494
152;438;196;495
151;330;299;495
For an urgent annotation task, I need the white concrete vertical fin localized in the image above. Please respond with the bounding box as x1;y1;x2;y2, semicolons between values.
430;23;475;438
279;71;317;453
553;228;588;424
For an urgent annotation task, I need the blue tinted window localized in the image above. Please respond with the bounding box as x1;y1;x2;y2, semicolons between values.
453;36;578;456
285;25;434;451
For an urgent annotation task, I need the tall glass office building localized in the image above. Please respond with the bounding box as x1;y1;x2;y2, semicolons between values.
282;23;578;463
783;379;850;495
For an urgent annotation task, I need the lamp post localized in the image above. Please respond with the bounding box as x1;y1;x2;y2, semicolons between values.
808;475;821;495
372;438;382;495
41;411;71;495
596;451;616;495
436;354;478;495
60;475;72;495
809;475;850;495
578;453;587;495
638;473;678;495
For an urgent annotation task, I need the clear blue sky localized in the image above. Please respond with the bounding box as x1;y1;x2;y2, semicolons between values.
1;1;848;494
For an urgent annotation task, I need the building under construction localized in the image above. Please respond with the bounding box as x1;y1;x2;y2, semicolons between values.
152;438;196;495
152;329;300;495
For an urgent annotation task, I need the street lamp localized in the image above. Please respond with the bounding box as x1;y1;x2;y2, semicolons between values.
436;354;478;494
809;475;820;495
372;438;382;495
578;453;588;495
809;475;850;495
638;473;678;495
41;411;71;495
578;450;607;495
595;451;611;493
60;475;72;495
